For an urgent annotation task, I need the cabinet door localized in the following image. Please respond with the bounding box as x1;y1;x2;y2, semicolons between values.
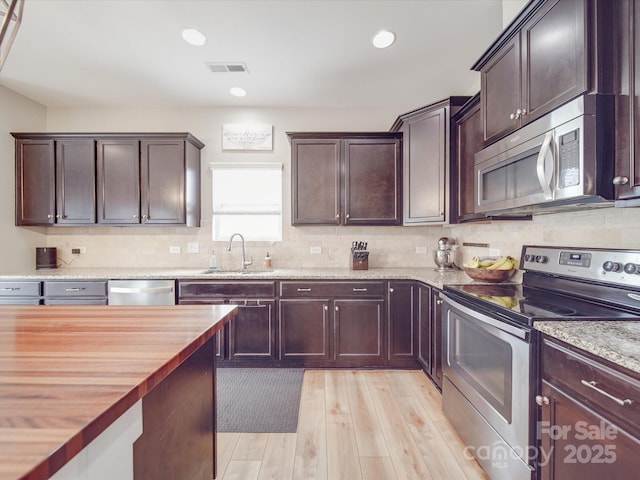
177;298;226;359
431;288;443;389
279;299;330;362
228;300;276;361
522;0;587;124
388;281;415;363
417;284;432;373
55;139;96;224
615;0;640;200
333;299;385;364
291;138;341;225
539;381;640;479
15;139;55;225
452;97;485;223
481;33;522;144
403;109;446;224
344;138;401;225
141;139;185;224
97;139;140;224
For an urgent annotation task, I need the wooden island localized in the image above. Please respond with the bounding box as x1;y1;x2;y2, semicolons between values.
0;304;237;480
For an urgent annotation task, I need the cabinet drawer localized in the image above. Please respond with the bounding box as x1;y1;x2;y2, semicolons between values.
0;281;41;297
542;337;640;436
178;281;276;299
43;280;107;297
279;281;385;298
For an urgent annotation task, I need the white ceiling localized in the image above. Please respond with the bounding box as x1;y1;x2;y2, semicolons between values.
0;0;508;111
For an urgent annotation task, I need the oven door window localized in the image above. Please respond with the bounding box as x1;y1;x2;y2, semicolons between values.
448;309;513;422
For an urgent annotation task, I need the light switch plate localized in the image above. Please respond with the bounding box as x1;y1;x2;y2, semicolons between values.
310;246;322;254
187;242;199;253
169;246;181;254
490;248;501;257
415;246;427;254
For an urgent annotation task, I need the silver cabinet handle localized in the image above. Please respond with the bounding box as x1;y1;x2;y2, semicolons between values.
0;287;20;291
613;176;629;185
297;288;312;292
133;214;139;219
352;288;368;292
345;214;350;219
535;395;549;406
580;380;632;406
336;213;340;219
389;287;394;293
47;214;54;219
335;305;339;312
324;304;328;311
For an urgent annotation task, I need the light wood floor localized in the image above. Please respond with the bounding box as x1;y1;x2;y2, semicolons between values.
215;369;489;480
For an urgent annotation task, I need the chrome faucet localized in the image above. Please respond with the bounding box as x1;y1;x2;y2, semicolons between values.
227;233;253;270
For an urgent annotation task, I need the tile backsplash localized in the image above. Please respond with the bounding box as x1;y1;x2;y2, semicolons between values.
43;206;640;271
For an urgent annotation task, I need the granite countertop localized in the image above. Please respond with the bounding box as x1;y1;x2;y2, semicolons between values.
535;321;640;375
0;267;505;290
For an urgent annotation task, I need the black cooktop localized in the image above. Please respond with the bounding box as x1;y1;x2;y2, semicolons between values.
443;282;640;328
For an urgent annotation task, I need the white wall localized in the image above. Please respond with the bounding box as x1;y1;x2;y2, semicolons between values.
502;0;529;28
0;85;47;270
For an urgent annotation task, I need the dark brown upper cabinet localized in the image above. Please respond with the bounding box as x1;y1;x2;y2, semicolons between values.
614;0;640;203
14;136;96;226
390;97;468;225
472;0;614;145
13;132;203;227
288;132;402;226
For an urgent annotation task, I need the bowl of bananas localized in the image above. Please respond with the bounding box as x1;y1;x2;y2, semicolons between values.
462;256;518;283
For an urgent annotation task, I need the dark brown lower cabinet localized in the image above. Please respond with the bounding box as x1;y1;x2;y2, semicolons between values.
177;281;276;364
278;281;386;367
388;281;418;367
538;336;640;479
279;298;330;363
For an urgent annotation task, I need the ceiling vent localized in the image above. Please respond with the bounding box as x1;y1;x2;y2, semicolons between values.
205;62;249;73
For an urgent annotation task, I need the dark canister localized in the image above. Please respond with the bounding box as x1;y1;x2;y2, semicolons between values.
36;247;57;269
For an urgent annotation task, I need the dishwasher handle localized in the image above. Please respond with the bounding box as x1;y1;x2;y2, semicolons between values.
109;286;174;294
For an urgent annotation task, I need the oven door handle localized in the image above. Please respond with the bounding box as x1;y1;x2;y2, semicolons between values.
440;293;529;340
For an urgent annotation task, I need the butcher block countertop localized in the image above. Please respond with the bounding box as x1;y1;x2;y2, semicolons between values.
0;304;237;480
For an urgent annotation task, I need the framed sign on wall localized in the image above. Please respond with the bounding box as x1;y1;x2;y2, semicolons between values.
222;124;273;151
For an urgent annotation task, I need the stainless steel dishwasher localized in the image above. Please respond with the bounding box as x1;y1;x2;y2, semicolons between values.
107;280;176;305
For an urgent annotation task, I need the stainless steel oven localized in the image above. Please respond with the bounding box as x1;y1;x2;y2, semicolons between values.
441;291;535;480
441;245;640;480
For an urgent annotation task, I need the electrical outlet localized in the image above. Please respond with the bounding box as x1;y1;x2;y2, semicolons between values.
415;246;427;254
187;242;199;254
169;246;181;254
72;248;81;255
310;246;322;254
490;248;501;257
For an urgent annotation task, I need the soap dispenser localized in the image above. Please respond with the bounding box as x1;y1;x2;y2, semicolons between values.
209;249;217;271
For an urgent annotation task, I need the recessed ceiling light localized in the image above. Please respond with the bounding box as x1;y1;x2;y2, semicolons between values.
182;28;206;46
230;87;247;97
372;30;395;49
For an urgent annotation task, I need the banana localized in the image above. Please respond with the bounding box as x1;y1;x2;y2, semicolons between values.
486;256;509;270
479;258;496;268
463;256;481;268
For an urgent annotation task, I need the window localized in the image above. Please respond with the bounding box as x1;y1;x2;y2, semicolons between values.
211;162;283;241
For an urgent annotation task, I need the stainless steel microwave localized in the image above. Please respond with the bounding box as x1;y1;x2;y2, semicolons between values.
474;95;615;215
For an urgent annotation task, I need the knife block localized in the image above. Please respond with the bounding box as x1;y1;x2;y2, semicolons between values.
351;250;369;270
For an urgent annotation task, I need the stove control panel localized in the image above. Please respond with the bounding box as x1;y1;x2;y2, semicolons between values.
521;245;640;288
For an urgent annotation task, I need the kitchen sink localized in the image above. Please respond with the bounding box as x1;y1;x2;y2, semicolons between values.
201;269;273;275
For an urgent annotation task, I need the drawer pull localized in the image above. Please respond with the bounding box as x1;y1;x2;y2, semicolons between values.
297;288;312;292
64;288;85;292
0;287;20;291
352;288;368;292
580;380;633;406
535;395;550;406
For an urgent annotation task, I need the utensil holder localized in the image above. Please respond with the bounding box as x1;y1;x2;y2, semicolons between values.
351;250;369;270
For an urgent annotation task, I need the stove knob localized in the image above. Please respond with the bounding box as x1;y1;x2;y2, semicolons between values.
624;263;640;274
524;254;533;262
535;255;548;264
603;261;622;272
